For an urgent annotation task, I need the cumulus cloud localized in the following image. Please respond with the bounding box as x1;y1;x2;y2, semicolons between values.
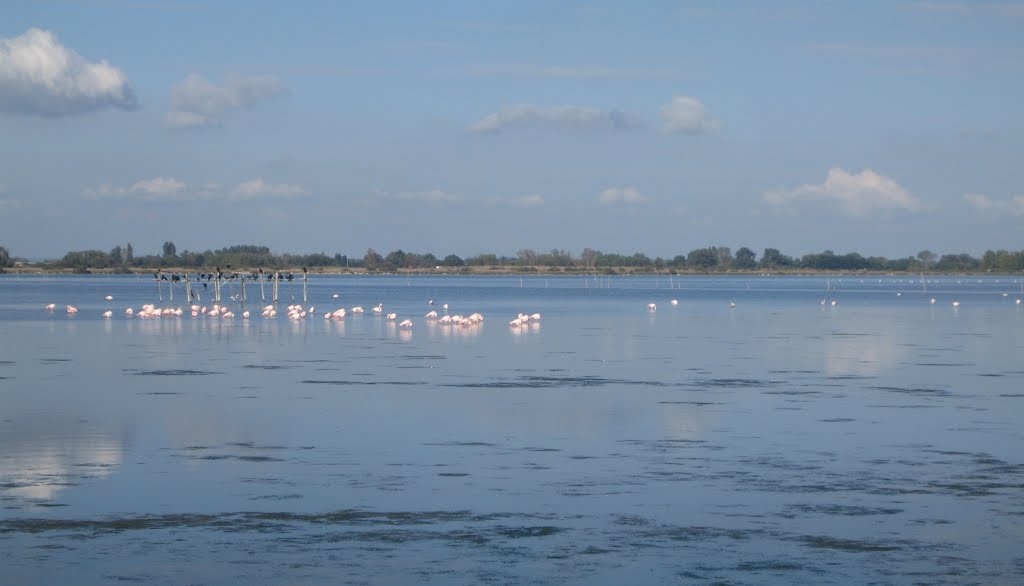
599;186;646;205
963;193;1024;215
0;28;136;117
164;73;284;128
230;179;309;199
660;95;719;134
470;104;630;133
764;168;922;216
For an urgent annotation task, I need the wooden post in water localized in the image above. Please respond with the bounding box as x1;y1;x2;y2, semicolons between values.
156;271;163;302
168;275;173;302
185;273;192;303
215;271;222;303
302;268;308;304
259;269;266;303
241;273;247;303
273;271;279;303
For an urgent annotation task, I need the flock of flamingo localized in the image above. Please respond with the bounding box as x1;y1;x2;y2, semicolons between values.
45;297;544;330
42;286;1023;329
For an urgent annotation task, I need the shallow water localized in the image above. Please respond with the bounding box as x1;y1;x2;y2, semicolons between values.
1;274;1023;584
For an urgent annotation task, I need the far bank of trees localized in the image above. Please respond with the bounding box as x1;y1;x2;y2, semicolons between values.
6;242;1021;274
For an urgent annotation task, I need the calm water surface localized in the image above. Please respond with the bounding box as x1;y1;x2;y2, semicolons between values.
1;274;1023;584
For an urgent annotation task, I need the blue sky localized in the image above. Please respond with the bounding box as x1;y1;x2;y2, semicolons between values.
1;1;1022;260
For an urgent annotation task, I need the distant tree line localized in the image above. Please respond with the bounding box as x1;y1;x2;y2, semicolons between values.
3;242;1023;274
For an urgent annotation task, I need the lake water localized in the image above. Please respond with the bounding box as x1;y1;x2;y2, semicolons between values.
1;273;1022;584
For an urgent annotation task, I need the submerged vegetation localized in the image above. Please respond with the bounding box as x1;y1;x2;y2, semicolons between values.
2;243;1024;274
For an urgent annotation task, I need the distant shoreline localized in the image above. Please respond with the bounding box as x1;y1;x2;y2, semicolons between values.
2;266;1019;277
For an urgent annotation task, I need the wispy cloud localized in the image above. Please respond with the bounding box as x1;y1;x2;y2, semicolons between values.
231;179;308;199
454;63;676;79
485;193;546;207
382;189;459;205
470;104;631;133
0;183;23;210
765;168;923;217
599;186;646;205
660;95;719;134
85;177;187;200
507;194;545;207
963;193;1024;215
85;177;308;201
0;28;136;117
164;73;284;128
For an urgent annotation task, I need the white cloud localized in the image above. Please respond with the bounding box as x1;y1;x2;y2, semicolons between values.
764;168;922;216
164;73;284;128
963;193;1024;215
599;186;646;205
508;194;545;207
660;95;719;134
0;28;136;117
85;177;307;201
85;176;187;200
231;179;309;199
385;189;459;205
470;104;630;133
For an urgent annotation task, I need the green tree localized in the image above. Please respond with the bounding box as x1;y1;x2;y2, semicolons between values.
125;242;134;264
734;247;757;269
443;254;464;267
687;247;718;269
0;245;10;268
759;248;793;269
383;249;407;270
162;241;177;258
364;248;383;270
917;250;937;268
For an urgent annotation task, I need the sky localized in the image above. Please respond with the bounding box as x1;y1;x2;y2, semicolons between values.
1;0;1022;261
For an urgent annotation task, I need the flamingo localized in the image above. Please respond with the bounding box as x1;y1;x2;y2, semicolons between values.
729;302;736;309
386;312;397;320
104;295;113;300
425;310;438;318
529;313;540;321
66;305;78;315
372;303;383;315
125;307;134;315
952;300;961;307
670;299;678;306
351;306;364;313
101;310;112;318
647;303;657;311
398;319;413;328
45;303;56;310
